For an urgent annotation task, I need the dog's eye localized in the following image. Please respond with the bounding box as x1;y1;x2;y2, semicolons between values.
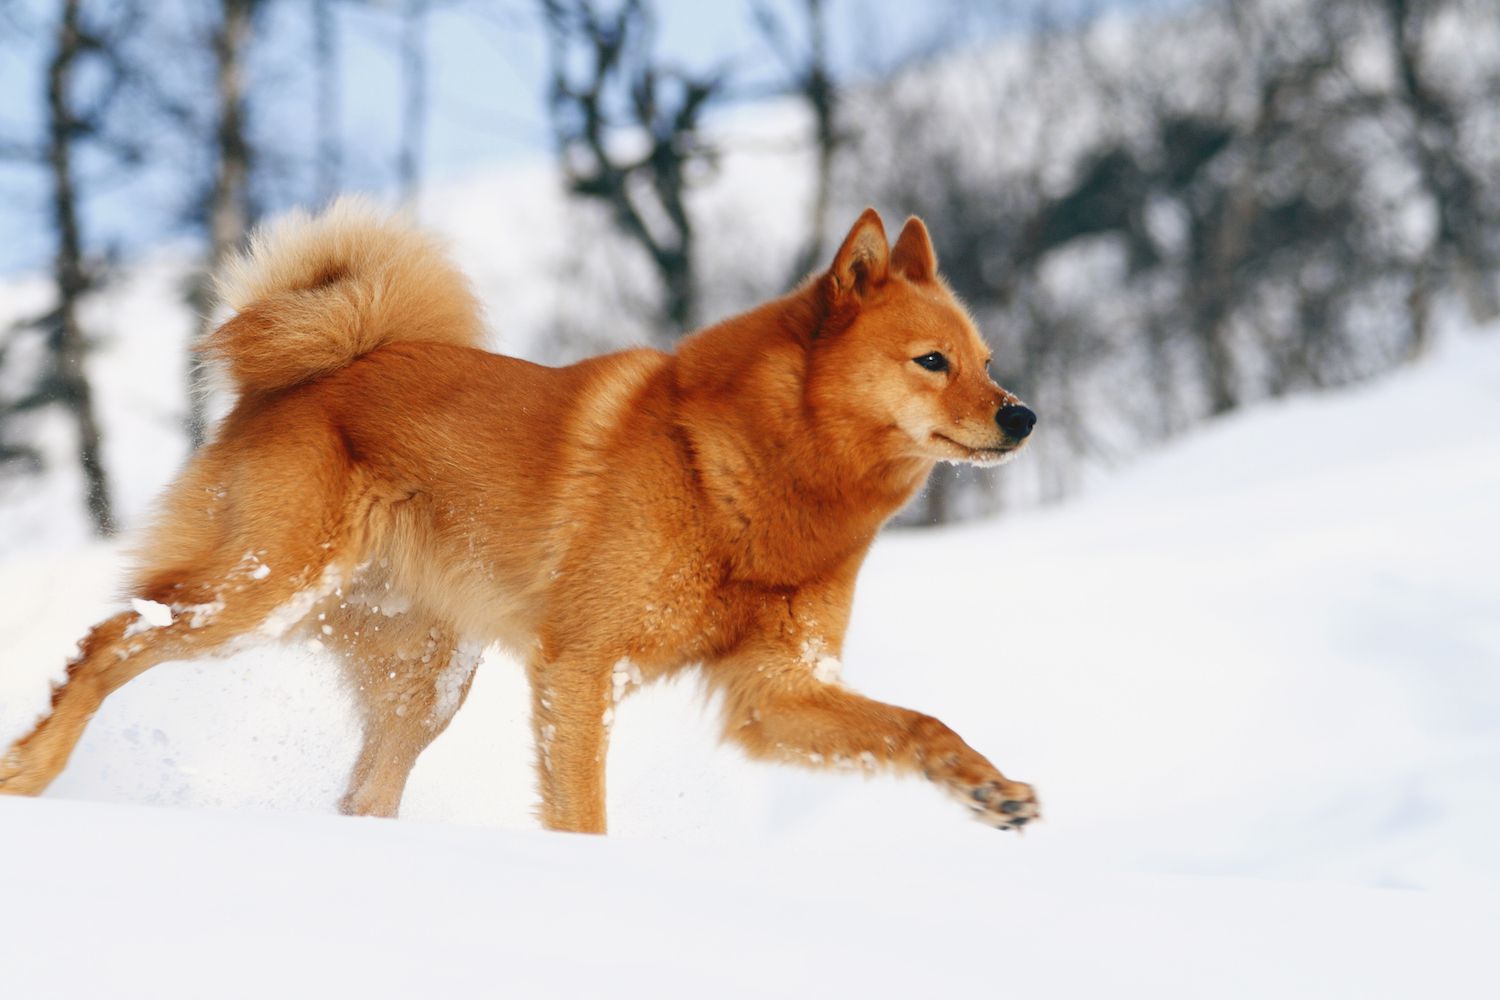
912;352;948;373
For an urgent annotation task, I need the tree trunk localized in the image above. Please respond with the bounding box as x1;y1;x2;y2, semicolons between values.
788;0;837;286
314;0;340;204
47;0;115;536
540;0;720;344
188;0;255;448
661;247;696;334
399;0;427;210
1382;0;1495;346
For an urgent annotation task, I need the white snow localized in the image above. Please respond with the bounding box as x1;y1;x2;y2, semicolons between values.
124;597;173;637
1;795;1495;1000
128;597;173;628
799;636;844;685
610;658;643;703
433;640;483;723
173;597;224;630
252;564;344;642
1;331;1496;994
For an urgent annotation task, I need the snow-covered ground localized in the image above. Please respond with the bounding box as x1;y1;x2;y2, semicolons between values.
2;316;1497;994
2;795;1494;1000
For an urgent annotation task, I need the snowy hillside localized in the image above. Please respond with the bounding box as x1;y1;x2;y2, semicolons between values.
2;321;1497;995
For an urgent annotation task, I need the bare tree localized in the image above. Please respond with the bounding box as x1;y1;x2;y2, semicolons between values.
1380;0;1499;353
0;0;180;534
44;0;114;533
854;0;1499;522
753;0;842;287
0;0;158;532
540;0;725;340
314;0;342;203
398;0;427;208
187;0;258;448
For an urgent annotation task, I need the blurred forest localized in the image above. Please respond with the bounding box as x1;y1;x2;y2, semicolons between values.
1;0;1498;536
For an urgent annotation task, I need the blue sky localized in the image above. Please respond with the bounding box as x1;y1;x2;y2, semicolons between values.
0;0;1122;276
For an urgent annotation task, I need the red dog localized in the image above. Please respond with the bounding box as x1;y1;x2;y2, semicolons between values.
1;202;1040;833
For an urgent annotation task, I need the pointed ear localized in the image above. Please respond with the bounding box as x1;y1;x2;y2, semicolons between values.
828;208;889;304
890;216;937;283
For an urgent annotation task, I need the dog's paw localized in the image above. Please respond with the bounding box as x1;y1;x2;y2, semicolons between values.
962;778;1040;831
909;717;1040;831
925;754;1040;830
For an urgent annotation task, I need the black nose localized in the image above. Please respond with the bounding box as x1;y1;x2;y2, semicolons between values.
996;404;1036;440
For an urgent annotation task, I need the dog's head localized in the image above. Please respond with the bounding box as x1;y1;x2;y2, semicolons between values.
808;210;1034;468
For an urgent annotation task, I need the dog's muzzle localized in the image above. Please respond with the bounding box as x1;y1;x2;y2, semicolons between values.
996;404;1037;441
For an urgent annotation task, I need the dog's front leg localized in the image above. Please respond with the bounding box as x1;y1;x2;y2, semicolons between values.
527;656;612;834
719;662;1040;829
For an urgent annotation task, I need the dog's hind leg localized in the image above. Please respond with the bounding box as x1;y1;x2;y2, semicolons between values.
319;603;482;818
0;553;344;798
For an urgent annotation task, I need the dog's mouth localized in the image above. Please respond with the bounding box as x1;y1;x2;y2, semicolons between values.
930;433;1021;467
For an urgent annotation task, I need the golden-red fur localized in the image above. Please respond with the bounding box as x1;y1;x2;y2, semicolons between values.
0;201;1040;833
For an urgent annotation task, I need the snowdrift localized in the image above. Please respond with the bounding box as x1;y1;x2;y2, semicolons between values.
2;795;1493;999
1;328;1497;995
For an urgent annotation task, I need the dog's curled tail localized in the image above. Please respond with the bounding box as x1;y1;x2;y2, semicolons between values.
204;197;486;397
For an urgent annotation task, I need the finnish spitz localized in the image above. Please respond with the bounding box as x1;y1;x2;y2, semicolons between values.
1;202;1040;833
